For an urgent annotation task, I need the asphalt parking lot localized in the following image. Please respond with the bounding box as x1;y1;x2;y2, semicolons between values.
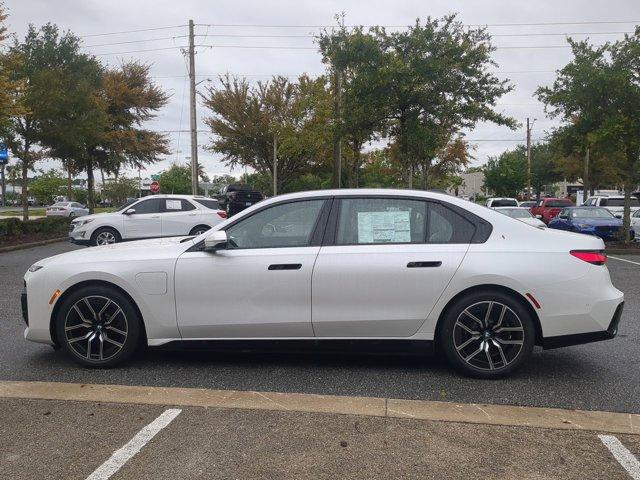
1;242;639;413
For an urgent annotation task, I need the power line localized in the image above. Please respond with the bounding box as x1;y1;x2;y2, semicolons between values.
84;35;188;48
196;20;640;28
92;46;186;56
79;24;186;38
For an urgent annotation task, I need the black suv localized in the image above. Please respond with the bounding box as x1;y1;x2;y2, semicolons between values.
216;184;264;216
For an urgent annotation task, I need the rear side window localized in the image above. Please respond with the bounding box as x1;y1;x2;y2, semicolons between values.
427;203;475;243
194;199;221;210
336;198;427;245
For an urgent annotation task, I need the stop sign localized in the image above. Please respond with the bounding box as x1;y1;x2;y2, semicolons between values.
150;181;160;193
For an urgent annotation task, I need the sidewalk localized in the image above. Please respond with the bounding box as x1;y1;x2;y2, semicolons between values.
1;382;639;479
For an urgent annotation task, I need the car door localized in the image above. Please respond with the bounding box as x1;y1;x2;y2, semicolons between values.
174;198;330;338
311;197;472;338
122;197;163;239
161;198;199;236
549;209;569;230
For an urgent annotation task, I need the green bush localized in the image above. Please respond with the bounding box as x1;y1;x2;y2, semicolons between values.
0;216;71;237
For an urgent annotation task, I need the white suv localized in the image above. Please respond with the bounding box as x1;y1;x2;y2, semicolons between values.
583;195;640;218
69;195;227;246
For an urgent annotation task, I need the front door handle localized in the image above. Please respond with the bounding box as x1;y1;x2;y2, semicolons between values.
407;261;442;268
268;263;302;271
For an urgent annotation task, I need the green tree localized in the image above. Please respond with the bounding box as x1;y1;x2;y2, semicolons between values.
484;148;528;197
158;163;192;194
537;31;640;241
100;177;138;205
29;169;66;205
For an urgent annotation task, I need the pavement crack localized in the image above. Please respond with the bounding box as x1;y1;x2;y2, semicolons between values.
475;405;492;419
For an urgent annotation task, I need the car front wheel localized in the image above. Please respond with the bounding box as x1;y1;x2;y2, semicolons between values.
91;227;121;246
54;285;142;368
439;290;536;379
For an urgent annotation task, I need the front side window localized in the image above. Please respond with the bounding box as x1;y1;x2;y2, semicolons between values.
132;198;162;214
336;198;426;245
226;199;325;249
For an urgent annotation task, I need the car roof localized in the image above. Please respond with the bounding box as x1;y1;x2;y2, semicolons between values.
138;194;209;200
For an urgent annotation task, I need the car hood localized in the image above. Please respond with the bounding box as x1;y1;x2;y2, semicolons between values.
33;236;192;268
70;211;114;222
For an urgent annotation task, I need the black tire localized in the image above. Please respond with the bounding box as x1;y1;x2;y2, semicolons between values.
189;225;211;236
438;290;536;379
54;285;142;368
90;227;121;246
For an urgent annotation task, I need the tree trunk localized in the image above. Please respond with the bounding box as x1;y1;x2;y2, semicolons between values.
67;166;72;199
21;152;29;221
87;157;95;214
622;183;632;244
349;146;361;188
407;165;413;189
0;164;5;208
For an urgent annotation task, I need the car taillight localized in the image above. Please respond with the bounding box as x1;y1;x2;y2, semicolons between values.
217;211;227;219
570;250;607;265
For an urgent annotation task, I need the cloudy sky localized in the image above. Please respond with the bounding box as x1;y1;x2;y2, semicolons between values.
4;0;640;179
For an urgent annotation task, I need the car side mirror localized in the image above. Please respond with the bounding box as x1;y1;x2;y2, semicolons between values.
615;213;622;219
204;230;228;252
535;214;543;219
124;208;136;215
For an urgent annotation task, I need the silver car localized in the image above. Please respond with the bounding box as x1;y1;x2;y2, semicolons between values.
45;202;89;218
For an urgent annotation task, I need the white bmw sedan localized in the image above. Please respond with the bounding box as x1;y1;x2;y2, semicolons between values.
22;189;624;378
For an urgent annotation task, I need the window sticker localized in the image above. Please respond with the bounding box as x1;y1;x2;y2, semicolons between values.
357;211;411;243
166;199;182;210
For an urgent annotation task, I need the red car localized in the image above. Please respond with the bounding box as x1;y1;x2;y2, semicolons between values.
530;198;574;224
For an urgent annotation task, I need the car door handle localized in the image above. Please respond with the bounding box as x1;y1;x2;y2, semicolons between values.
407;261;442;268
268;263;302;271
151;215;160;218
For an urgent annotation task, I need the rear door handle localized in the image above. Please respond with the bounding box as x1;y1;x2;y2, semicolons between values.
407;261;442;268
268;263;302;271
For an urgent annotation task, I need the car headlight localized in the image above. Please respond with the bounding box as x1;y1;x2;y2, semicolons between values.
73;219;94;227
28;264;44;273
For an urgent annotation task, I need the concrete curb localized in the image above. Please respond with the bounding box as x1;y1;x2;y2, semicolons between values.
1;380;638;435
0;237;66;253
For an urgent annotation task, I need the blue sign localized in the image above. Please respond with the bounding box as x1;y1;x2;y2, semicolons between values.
0;143;7;164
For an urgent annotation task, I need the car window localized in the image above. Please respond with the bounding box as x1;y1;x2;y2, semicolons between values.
546;200;572;208
226;199;325;249
132;198;162;214
336;198;426;245
606;197;640;207
193;198;220;210
428;203;476;243
71;203;83;208
491;199;518;207
164;199;196;212
572;208;614;218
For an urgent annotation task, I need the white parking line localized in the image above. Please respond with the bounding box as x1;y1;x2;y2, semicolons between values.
85;408;182;480
599;434;640;480
609;256;640;266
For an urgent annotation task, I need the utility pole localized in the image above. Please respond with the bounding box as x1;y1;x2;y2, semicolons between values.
332;69;342;189
273;135;278;196
0;164;5;207
188;19;199;195
526;117;532;201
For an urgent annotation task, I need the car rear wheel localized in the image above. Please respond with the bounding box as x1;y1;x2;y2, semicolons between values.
91;227;120;246
54;285;142;368
439;290;536;379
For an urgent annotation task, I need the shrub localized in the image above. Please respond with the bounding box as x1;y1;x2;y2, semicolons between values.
0;216;71;238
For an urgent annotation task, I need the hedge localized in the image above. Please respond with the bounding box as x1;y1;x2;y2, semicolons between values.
0;216;72;237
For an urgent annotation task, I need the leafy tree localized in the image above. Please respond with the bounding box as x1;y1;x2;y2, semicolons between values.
5;23;85;219
29;169;66;205
71;188;87;205
537;31;640;241
158;163;192;194
529;142;563;198
483;148;528;197
100;177;138;205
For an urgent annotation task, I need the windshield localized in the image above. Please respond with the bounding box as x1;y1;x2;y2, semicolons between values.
52;202;70;207
491;199;518;207
114;198;138;212
500;208;533;219
572;208;615;219
546;199;573;208
194;198;221;210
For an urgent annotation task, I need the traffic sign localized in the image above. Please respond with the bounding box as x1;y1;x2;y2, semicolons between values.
151;174;160;181
150;180;160;193
0;143;8;164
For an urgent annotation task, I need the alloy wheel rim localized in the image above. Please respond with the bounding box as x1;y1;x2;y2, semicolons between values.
453;301;524;371
64;295;128;361
96;231;116;245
